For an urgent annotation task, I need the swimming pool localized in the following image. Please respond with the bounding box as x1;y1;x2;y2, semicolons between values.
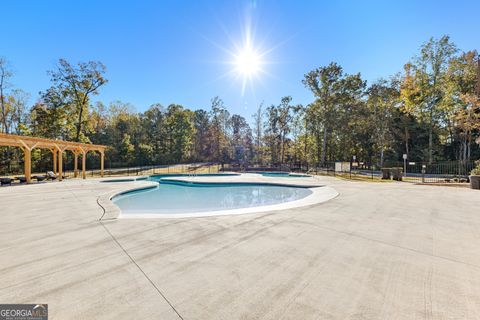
112;181;313;217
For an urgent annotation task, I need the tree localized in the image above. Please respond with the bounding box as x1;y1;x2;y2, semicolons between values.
0;58;13;133
303;62;365;163
140;104;166;163
290;104;305;166
401;36;457;163
5;89;29;134
118;133;135;164
263;97;295;164
209;97;231;162
46;59;107;142
303;62;342;164
231;114;252;163
165;104;194;163
276;97;294;164
252;102;264;164
366;79;399;165
193;109;211;161
443;50;480;162
30;99;69;140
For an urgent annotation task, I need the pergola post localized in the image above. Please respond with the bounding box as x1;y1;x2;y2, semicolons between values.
73;151;79;178
24;147;32;183
100;150;104;177
19;141;38;184
81;149;87;179
52;149;58;174
58;148;63;181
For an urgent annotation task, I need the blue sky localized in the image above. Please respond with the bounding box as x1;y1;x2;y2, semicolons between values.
1;0;479;120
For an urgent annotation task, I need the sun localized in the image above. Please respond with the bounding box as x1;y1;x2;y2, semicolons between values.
232;41;265;95
234;46;261;76
203;13;280;96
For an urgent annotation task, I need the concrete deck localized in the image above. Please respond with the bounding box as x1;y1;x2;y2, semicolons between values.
1;175;480;319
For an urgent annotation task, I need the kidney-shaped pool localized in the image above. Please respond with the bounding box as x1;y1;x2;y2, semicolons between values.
112;181;316;218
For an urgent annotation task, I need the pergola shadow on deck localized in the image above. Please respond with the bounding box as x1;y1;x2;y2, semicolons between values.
0;133;106;183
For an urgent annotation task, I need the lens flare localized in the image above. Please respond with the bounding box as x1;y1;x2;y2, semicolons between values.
199;10;287;97
234;46;261;76
230;25;267;96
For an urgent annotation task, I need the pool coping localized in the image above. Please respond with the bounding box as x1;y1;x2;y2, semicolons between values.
97;174;338;220
97;180;159;220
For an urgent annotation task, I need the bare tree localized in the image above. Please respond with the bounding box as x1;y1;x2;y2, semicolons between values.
253;103;263;147
0;58;13;133
7;89;30;134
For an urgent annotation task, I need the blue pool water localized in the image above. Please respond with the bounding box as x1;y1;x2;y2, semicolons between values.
113;181;312;215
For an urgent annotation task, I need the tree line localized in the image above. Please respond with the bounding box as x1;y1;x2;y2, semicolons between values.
0;35;479;173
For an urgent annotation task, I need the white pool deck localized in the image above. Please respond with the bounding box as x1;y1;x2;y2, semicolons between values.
1;174;480;319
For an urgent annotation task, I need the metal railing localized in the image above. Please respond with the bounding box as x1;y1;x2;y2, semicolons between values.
1;157;477;185
308;161;476;184
222;160;476;184
0;161;222;180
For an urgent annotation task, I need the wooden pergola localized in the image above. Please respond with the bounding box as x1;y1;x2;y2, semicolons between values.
0;133;106;183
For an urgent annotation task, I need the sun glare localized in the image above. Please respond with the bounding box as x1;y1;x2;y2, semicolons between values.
231;36;266;96
203;13;281;96
234;46;261;76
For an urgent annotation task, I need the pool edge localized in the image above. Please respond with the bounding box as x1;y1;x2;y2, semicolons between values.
98;174;338;220
118;185;339;219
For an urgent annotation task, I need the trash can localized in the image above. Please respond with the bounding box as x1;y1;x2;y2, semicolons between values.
391;167;403;181
381;168;391;180
470;175;480;190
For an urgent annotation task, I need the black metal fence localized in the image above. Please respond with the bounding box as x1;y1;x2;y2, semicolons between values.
66;162;222;178
1;154;477;185
222;160;477;184
0;160;222;181
302;161;476;184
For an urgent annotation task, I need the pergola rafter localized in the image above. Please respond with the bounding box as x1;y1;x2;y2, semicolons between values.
0;133;106;183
